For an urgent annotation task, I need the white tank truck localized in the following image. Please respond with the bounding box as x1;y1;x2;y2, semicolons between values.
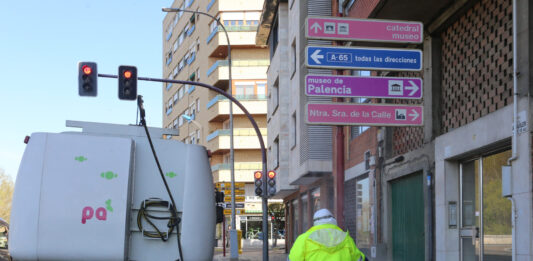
9;120;216;261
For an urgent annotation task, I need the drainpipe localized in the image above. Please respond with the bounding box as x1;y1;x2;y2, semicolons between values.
508;1;518;259
508;0;519;166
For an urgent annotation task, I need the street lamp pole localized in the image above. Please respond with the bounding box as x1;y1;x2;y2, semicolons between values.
162;7;240;260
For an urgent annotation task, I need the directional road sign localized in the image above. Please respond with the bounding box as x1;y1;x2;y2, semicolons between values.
305;75;422;99
306;46;422;71
306;17;423;43
224;203;245;209
224;196;245;202
306;103;423;126
216;182;245;189
220;189;245;195
224;209;245;215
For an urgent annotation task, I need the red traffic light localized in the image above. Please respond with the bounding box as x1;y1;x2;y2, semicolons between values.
254;171;262;179
124;70;132;79
268;170;276;179
82;65;92;75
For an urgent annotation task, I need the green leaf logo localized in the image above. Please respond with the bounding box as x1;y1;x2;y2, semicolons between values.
101;171;118;180
165;172;177;178
105;199;113;212
75;156;87;162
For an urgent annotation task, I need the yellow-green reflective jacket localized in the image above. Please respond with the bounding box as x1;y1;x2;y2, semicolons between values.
288;224;366;261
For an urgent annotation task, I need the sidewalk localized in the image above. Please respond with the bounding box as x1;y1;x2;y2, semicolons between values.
213;246;288;261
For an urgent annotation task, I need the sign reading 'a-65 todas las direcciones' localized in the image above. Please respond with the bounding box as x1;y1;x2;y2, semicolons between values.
306;46;422;71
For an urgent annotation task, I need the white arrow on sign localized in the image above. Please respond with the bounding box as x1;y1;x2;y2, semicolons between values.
405;80;419;96
408;109;419;121
310;22;322;34
311;50;324;64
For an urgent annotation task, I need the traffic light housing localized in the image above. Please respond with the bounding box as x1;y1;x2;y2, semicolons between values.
78;62;97;96
267;170;276;197
215;189;224;223
118;65;137;100
254;171;263;197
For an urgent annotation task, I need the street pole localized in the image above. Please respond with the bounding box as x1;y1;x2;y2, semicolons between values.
162;8;239;259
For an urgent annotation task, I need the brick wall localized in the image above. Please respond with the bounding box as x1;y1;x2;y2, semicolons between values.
346;0;380;18
347;127;378;168
441;0;513;133
391;71;424;157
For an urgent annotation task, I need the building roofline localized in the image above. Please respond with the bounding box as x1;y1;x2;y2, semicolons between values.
255;0;279;46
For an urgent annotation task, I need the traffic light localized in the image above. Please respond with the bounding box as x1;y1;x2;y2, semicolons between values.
254;171;263;197
118;65;137;100
267;170;276;197
78;62;97;96
215;189;224;223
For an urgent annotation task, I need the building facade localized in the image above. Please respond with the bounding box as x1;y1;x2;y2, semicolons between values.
341;0;533;260
257;0;338;250
162;0;272;240
260;0;533;260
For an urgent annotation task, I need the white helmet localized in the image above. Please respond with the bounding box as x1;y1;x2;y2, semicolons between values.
313;208;337;226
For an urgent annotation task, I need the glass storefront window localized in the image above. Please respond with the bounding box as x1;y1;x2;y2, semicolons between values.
301;194;309;231
356;175;371;248
310;187;320;215
291;199;299;244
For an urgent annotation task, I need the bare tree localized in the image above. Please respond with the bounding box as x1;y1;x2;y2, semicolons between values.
0;169;14;223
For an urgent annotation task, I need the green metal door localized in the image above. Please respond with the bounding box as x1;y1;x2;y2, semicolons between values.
391;172;425;261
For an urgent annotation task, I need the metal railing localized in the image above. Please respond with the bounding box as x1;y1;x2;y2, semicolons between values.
206;25;259;43
207;128;267;142
206;59;269;77
206;94;267;109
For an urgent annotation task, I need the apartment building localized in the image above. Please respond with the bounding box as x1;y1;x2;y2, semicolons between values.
162;0;270;239
257;0;336;250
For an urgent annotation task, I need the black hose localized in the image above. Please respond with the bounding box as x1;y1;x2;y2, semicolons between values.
138;95;184;261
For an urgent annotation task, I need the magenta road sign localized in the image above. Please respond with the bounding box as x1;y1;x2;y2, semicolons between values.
306;17;423;43
306;75;422;99
306;103;423;126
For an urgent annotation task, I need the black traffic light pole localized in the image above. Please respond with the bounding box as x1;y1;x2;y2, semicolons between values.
98;73;270;259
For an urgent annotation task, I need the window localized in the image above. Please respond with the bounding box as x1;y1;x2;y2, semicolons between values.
364;151;371;170
179;113;184;126
257;82;266;98
196;98;200;112
291;112;297;149
166;51;172;65
291;40;297;78
173;119;178;129
178;31;185;45
269;18;278;58
173;39;178;52
173;93;178;104
179;58;185;70
235;82;254;97
179;86;185;99
272;136;279;168
271;80;279;113
178;3;184;18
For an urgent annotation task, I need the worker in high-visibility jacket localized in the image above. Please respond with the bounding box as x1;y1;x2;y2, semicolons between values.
288;209;367;261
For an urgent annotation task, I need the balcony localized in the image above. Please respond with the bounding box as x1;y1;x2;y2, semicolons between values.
206;0;264;15
212;162;262;183
206;128;267;154
206;26;259;58
206;94;267;122
206;59;269;87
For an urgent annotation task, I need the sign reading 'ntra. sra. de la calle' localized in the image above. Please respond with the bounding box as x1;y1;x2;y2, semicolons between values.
306;46;422;71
